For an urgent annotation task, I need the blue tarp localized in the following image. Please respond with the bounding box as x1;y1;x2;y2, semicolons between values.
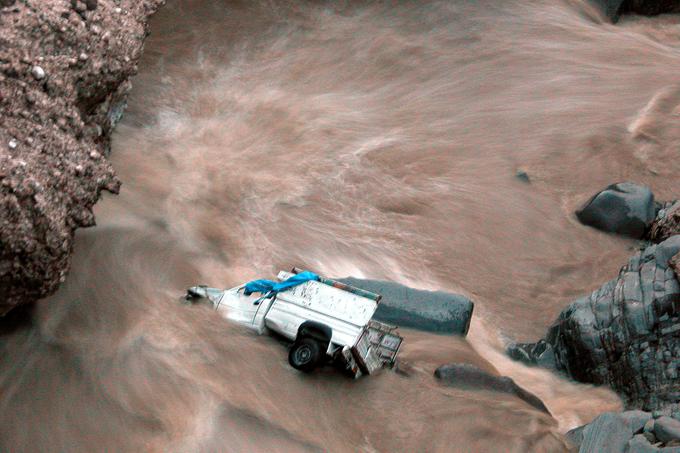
244;271;319;296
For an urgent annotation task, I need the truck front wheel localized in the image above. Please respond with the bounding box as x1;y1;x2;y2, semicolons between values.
288;337;323;372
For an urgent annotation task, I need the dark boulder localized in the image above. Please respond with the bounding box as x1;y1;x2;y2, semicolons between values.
619;0;680;16
433;363;550;414
590;0;627;21
508;235;680;411
590;0;680;22
575;182;655;238
339;278;473;335
515;170;531;183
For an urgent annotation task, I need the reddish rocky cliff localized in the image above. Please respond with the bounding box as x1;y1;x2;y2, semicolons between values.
0;0;164;314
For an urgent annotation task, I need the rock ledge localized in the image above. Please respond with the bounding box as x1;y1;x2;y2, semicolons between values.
0;0;164;314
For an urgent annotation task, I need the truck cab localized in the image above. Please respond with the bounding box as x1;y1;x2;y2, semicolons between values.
185;269;403;377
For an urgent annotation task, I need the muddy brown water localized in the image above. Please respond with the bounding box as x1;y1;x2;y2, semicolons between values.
2;0;680;451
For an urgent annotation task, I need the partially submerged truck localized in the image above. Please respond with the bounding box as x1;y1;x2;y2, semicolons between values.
184;268;403;377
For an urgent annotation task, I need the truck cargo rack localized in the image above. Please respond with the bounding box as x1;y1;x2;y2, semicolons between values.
291;267;382;302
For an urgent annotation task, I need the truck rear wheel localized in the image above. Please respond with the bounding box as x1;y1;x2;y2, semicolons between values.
288;337;323;372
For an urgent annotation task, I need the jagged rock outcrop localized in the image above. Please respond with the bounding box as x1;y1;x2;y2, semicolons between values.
671;253;680;279
575;182;656;239
649;202;680;244
509;235;680;411
339;278;474;335
434;363;550;414
0;0;164;315
566;411;680;453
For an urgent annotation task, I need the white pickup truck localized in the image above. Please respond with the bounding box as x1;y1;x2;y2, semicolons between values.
184;269;403;377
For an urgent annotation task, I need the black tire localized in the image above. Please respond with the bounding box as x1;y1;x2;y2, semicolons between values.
288;337;323;372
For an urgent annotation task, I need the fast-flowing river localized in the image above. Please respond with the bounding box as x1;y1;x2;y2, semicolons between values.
2;0;680;451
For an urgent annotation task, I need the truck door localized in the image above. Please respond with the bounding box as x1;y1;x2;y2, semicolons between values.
251;295;276;334
215;288;266;328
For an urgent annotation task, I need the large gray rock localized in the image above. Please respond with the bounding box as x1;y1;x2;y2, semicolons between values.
339;278;473;335
654;416;680;444
626;434;659;453
508;236;680;411
433;363;550;414
569;411;654;452
575;182;655;238
579;413;637;453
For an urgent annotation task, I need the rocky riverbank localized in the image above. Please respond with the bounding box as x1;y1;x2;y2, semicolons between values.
566;410;680;452
1;2;679;450
0;0;163;315
509;186;680;414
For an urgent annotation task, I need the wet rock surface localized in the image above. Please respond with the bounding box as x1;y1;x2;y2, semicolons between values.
591;0;680;22
590;0;628;21
575;182;656;238
655;417;680;444
567;411;680;453
619;0;680;17
509;235;680;411
649;202;680;244
670;253;680;279
339;278;474;335
0;0;164;315
434;363;550;414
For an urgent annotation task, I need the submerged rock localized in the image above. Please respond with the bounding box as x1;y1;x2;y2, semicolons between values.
626;434;659;453
575;182;655;238
507;339;557;370
508;235;680;411
433;363;550;414
339;278;474;335
515;170;531;183
0;0;165;315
